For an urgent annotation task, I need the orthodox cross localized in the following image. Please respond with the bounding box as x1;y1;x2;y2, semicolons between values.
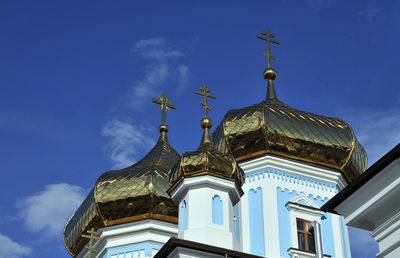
257;29;280;68
152;93;176;126
195;84;216;118
82;228;101;258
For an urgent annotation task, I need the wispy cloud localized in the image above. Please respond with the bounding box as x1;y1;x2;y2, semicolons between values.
357;0;380;21
341;103;400;166
353;108;400;165
348;227;378;257
127;37;190;107
17;183;86;238
102;118;155;169
0;233;32;258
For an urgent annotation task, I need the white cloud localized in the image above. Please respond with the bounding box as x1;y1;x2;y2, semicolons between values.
132;37;166;51
349;106;400;165
348;227;378;257
0;233;32;258
102;118;155;169
17;183;86;238
127;37;190;107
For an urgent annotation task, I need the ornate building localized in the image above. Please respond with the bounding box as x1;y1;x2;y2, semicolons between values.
63;30;367;258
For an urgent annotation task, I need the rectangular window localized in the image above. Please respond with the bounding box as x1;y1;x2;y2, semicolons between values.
296;218;315;253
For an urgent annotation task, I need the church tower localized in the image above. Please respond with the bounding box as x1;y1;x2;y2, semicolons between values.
211;30;367;257
167;85;245;251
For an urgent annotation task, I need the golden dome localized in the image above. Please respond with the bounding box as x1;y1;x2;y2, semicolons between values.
168;85;245;191
168;133;245;190
211;98;367;182
63;132;180;257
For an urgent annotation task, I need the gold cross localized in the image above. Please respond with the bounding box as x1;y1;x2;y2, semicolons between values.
257;29;280;68
152;93;176;126
82;228;101;258
195;84;216;118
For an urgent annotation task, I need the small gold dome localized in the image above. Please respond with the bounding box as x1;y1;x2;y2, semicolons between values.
63;133;180;257
168;139;245;191
212;98;367;183
169;117;244;191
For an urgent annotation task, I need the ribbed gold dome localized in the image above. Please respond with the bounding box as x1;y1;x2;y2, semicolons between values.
63;132;180;257
168;85;245;192
212;98;367;183
168;134;245;191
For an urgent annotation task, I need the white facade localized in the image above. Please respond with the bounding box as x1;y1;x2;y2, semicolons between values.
329;150;400;258
237;155;351;258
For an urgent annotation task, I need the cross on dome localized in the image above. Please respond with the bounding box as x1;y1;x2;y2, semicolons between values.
152;93;176;126
194;84;216;119
257;29;280;100
257;29;280;69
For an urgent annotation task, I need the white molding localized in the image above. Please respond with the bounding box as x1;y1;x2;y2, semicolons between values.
239;155;347;189
169;175;242;205
288;248;331;258
290;193;320;209
77;219;178;258
371;210;400;240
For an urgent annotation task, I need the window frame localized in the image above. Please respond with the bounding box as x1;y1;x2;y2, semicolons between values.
296;218;315;253
285;194;325;254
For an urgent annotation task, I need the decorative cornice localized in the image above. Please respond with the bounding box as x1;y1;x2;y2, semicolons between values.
246;166;340;194
240;155;347;189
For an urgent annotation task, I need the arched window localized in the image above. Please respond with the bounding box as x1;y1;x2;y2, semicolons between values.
180;200;187;231
212;195;223;225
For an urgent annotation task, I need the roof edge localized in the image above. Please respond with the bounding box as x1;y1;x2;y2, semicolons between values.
154;237;263;258
321;143;400;213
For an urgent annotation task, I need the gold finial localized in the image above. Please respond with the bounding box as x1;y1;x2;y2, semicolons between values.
257;29;280;69
152;93;176;134
257;29;280;100
82;228;101;258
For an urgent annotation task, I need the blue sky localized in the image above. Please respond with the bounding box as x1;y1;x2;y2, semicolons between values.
0;0;399;257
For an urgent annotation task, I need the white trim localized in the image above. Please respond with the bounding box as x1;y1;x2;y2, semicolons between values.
290;193;320;209
288;248;331;258
169;175;242;205
239;155;347;189
77;219;178;258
